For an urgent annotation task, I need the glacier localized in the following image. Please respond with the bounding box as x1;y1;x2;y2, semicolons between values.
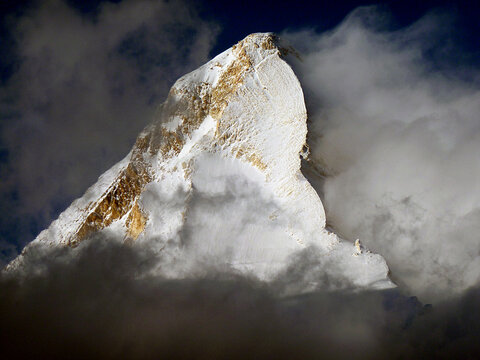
7;33;394;292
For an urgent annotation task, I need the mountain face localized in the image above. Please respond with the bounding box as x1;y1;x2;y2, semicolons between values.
8;33;393;291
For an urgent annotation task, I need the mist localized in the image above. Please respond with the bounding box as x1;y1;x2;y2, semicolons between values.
284;6;480;301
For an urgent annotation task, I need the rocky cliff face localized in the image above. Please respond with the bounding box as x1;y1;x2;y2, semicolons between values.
8;33;394;291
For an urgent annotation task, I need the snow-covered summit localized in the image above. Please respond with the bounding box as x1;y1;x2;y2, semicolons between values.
7;33;394;291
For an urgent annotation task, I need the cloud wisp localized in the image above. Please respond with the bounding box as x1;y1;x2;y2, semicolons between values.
284;6;480;300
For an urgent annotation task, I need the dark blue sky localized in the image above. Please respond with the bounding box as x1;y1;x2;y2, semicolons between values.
1;0;479;80
201;0;480;57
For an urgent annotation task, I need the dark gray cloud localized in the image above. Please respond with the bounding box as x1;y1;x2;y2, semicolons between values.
2;233;480;359
283;6;480;301
0;0;219;262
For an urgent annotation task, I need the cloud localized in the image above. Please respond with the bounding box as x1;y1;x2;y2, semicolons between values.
2;232;480;359
283;6;480;300
0;0;219;261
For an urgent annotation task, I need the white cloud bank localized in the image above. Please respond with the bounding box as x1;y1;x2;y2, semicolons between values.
284;6;480;300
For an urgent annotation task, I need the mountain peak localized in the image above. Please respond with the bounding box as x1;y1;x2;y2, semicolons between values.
8;33;394;291
67;32;304;245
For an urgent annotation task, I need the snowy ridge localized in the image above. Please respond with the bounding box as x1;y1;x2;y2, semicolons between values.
7;33;394;291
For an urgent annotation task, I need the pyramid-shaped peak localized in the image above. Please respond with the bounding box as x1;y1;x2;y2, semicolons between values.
6;32;393;293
